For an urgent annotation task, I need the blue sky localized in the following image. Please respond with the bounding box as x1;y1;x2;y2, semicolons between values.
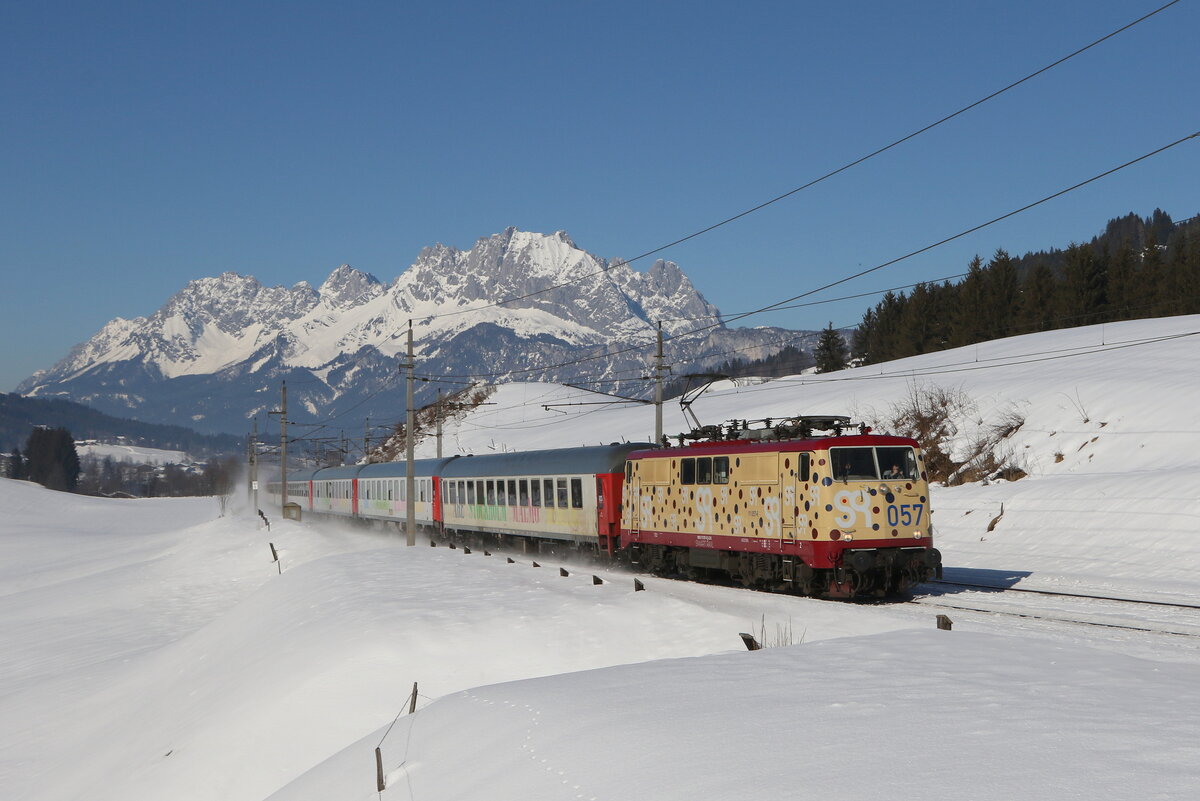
2;0;1196;393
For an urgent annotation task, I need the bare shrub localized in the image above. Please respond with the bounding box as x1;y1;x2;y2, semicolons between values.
374;383;496;461
880;385;1027;485
881;384;969;483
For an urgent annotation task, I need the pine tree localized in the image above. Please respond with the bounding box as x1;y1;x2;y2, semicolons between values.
814;323;848;373
1061;243;1108;324
7;448;25;480
981;249;1019;340
950;256;986;347
24;427;81;492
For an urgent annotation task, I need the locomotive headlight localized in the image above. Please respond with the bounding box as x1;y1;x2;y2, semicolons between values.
844;534;854;542
914;530;923;539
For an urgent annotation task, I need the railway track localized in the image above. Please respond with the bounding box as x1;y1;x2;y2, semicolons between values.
922;578;1200;611
909;580;1200;639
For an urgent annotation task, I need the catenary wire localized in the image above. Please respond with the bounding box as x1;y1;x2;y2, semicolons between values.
396;0;1184;323
407;130;1200;384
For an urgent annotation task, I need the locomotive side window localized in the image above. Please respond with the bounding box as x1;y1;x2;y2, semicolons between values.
531;479;541;507
625;462;632;481
713;456;729;484
800;453;811;482
570;478;583;508
680;458;696;485
697;457;712;484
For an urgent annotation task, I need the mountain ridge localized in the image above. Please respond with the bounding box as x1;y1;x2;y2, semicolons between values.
18;229;816;435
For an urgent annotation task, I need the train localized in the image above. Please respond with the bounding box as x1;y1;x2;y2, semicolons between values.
266;416;942;598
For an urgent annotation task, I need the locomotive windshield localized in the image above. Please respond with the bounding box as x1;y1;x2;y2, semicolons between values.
830;446;919;481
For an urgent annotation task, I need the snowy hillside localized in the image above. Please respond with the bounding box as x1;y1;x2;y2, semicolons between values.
17;229;816;434
3;316;1199;800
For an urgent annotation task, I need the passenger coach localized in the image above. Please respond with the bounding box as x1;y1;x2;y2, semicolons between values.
440;444;653;553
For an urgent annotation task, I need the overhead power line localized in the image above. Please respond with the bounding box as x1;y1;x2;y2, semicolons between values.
408;0;1182;323
410;130;1200;384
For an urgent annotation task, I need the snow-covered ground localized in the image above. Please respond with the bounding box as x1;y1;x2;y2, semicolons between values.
2;316;1199;800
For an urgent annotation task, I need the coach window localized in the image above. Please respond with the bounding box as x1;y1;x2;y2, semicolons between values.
519;479;529;506
448;482;457;505
570;478;583;508
486;480;496;505
531;478;541;506
466;481;475;505
713;456;729;484
697;457;712;484
556;478;568;508
681;458;696;485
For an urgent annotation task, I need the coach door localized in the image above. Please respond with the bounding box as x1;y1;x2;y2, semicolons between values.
626;462;640;534
780;453;803;583
782;452;798;543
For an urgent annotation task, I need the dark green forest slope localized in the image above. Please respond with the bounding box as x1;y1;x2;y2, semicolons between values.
851;210;1199;365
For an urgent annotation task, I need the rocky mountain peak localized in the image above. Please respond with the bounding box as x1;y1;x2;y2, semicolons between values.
318;265;383;308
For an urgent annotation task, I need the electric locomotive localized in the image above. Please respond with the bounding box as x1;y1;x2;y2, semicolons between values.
621;416;941;597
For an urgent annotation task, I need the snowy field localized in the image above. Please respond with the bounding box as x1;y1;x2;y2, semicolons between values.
2;315;1199;800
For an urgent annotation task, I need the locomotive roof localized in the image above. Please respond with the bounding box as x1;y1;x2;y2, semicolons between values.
629;433;919;460
442;443;657;478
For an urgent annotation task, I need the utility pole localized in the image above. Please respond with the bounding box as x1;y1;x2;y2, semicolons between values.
403;320;416;546
364;417;371;463
654;320;665;445
436;388;443;459
249;416;259;513
269;382;288;512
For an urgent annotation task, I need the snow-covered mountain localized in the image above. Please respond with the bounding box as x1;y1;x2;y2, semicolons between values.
19;229;817;434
